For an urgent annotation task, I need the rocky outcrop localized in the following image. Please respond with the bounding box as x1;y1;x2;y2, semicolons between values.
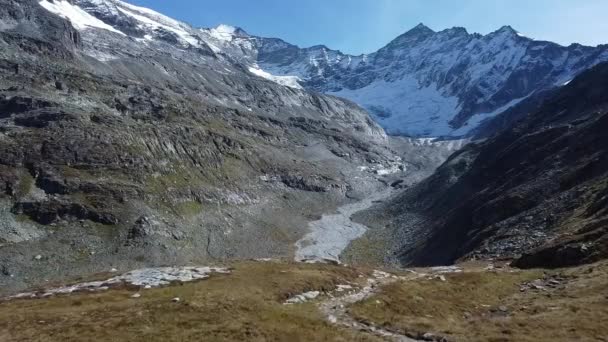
13;200;118;225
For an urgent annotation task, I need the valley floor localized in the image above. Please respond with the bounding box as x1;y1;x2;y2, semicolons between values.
1;260;607;341
295;186;395;264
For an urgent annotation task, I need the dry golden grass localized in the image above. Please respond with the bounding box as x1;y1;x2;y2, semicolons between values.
349;262;608;342
2;261;607;342
0;262;380;342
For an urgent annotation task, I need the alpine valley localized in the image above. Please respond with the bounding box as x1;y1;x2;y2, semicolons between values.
0;1;607;341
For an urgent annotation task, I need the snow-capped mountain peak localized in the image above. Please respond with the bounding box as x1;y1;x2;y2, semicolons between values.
495;25;518;34
253;24;608;137
209;24;244;42
35;0;608;138
41;0;205;47
405;23;435;35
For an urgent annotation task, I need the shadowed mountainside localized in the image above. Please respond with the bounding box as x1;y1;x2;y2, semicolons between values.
357;62;608;268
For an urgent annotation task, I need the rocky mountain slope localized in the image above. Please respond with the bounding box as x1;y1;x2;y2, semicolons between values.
0;0;453;294
357;62;608;268
250;24;608;137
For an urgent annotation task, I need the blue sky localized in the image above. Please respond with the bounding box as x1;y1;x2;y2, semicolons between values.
128;0;608;55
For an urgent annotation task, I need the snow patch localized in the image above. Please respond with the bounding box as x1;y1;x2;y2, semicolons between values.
284;291;320;304
372;163;404;176
117;0;187;29
209;24;238;42
430;266;462;274
450;96;528;136
7;267;230;300
248;66;303;89
39;0;125;35
405;138;469;151
115;5;198;46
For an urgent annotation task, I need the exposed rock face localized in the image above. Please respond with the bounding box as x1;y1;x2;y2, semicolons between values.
0;0;406;294
0;0;81;48
361;62;608;268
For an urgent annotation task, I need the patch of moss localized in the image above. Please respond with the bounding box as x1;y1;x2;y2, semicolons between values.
61;166;134;184
144;156;252;198
218;156;250;181
267;225;291;244
144;166;205;195
70;192;95;207
123;142;147;156
340;233;388;267
14;214;33;224
73;248;93;262
203;118;232;134
61;166;94;180
173;201;203;218
16;171;35;199
86;222;121;239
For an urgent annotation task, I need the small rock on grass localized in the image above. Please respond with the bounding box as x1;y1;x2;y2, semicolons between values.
171;297;181;303
422;332;447;341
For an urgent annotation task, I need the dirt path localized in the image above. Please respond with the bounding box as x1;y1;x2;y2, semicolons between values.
294;187;394;263
318;269;424;341
317;267;464;341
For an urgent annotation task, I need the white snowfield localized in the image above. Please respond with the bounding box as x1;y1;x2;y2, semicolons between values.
330;77;461;137
248;66;303;89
